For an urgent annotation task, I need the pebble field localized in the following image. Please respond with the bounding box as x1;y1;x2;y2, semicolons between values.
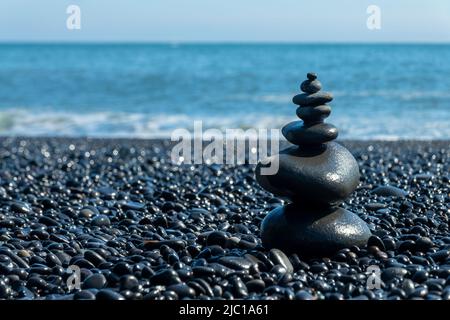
0;138;449;300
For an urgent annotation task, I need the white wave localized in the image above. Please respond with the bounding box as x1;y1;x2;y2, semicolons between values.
333;90;450;100
0;109;290;139
0;108;448;140
256;94;292;103
231;91;450;104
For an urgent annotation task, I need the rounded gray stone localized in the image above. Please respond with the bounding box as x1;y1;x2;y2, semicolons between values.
82;273;107;289
282;121;338;145
292;91;333;106
268;249;294;273
371;185;408;197
260;204;371;256
300;79;322;94
256;142;360;207
296;105;331;123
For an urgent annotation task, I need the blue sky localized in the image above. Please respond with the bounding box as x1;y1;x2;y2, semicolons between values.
0;0;449;42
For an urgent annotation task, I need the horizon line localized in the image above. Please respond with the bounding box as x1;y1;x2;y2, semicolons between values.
1;40;450;45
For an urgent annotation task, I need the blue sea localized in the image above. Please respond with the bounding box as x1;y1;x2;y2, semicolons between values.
0;43;449;140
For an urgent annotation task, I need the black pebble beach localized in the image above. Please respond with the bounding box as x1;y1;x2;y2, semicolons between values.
0;137;449;300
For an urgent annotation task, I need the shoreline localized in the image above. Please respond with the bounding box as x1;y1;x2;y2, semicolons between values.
1;136;449;145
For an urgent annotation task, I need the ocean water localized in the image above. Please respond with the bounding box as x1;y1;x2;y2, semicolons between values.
0;43;449;140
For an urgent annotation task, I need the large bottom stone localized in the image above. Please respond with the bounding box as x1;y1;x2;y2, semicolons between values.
261;204;371;256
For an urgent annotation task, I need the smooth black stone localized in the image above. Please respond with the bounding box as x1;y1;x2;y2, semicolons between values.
38;216;60;227
82;273;107;289
410;286;428;298
382;237;397;251
410;256;429;266
296;105;331;123
96;289;125;300
97;187;117;200
162;290;178;300
208;263;232;277
29;265;52;275
217;256;254;270
84;250;106;267
401;279;415;296
16;286;35;300
198;278;215;297
307;72;317;81
245;279;265;292
166;283;196;298
425;279;444;291
381;267;408;282
27;277;48;289
119;275;139;291
0;283;11;298
430;249;450;262
141;266;155;278
415;237;434;251
300;79;322;94
212;285;223;297
74;290;97;300
351;295;369;300
365;203;387;211
143;239;186;250
238;239;257;249
121;201;145;211
290;255;309;271
0;219;14;228
45;294;74;300
278;272;293;285
260;205;371;256
187;281;206;296
230;277;248;298
30;230;49;240
0;248;30;268
413;173;434;181
389;288;407;299
10;201;32;214
112;262;132;276
91;215;111;227
192;266;216;277
371;186;408;198
268;249;294;273
398;240;416;252
282;121;338;145
30;256;47;265
79;206;99;218
54;251;71;267
150;269;181;286
271;264;287;275
73;259;95;269
206;231;229;247
367;235;385;251
46;253;62;267
443;290;450;300
295;290;315;300
309;264;328;273
292;91;333;106
256;143;360;207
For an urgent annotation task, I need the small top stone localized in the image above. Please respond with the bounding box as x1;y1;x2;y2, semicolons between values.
307;72;317;81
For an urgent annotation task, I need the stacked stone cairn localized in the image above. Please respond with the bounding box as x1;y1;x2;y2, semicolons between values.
255;73;371;256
